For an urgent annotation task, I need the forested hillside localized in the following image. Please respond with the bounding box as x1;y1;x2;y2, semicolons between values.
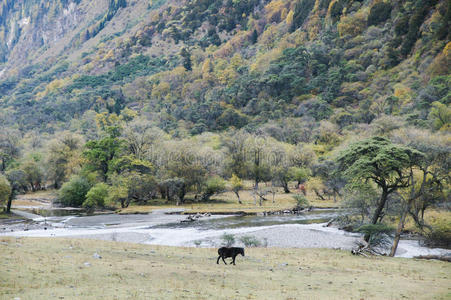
0;0;449;133
0;0;449;245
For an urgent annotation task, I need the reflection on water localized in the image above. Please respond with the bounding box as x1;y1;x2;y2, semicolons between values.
25;208;85;217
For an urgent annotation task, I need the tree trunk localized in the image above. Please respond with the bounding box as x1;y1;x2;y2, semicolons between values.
313;188;325;200
420;208;425;224
6;194;13;213
283;181;290;193
371;188;388;225
201;192;213;202
365;187;389;241
234;191;242;204
160;188;166;200
179;187;186;204
390;206;408;257
166;186;171;202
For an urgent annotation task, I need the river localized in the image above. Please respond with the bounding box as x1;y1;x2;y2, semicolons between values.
1;208;450;259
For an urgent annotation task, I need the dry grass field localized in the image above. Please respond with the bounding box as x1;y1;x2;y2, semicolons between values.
118;183;338;215
11;190;57;208
1;237;450;300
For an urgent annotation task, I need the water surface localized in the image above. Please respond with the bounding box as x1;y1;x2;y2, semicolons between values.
2;208;449;258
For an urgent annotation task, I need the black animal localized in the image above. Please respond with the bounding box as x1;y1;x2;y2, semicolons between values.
217;247;245;265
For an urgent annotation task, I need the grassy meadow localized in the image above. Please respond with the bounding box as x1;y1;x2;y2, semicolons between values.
117;181;338;215
1;237;450;300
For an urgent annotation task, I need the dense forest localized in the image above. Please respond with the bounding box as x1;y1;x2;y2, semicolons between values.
0;0;450;250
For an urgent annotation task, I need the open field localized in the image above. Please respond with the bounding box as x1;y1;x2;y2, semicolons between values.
11;190;56;208
1;237;450;300
118;187;338;215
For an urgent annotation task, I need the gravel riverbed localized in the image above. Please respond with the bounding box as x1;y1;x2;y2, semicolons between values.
2;209;450;259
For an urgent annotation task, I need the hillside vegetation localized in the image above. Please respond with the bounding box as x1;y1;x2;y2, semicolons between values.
0;0;449;133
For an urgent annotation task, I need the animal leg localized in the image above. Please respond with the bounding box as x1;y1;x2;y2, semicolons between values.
222;256;227;265
217;256;221;264
232;255;236;265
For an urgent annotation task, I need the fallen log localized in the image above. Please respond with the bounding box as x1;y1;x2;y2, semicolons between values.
414;255;451;263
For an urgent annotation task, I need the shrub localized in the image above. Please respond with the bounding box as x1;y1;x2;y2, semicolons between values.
221;233;235;247
429;101;451;131
0;175;11;207
58;175;92;207
292;194;309;208
357;224;394;249
201;176;226;201
239;235;261;247
83;183;109;211
424;220;451;248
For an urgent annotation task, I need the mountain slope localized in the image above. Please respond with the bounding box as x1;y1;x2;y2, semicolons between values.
0;0;449;136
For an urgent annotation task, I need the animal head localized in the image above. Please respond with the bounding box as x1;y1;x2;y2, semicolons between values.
240;248;245;256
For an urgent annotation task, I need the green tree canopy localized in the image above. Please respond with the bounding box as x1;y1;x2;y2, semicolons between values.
83;136;123;181
84;182;109;211
0;175;11;211
337;136;423;226
58;175;93;207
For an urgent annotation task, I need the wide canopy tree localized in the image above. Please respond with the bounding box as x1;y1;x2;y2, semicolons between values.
337;137;423;228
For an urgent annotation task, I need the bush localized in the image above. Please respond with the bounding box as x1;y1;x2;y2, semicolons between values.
0;175;11;206
357;224;394;249
201;176;226;201
83;183;109;211
239;235;261;247
425;220;451;248
292;194;309;208
58;175;92;207
221;233;235;247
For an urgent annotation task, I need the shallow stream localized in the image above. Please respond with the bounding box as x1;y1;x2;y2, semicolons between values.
2;208;450;259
